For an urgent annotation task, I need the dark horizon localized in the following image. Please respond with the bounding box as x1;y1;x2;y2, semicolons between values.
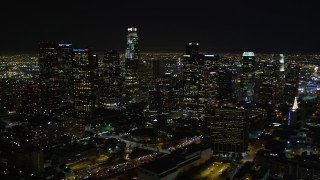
1;0;320;54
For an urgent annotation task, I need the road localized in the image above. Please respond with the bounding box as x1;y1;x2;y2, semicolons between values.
242;143;265;163
192;161;230;180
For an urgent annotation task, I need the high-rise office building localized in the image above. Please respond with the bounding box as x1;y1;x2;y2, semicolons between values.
186;42;199;55
98;50;122;108
284;62;300;105
183;43;219;119
123;27;140;103
72;48;98;119
255;61;278;106
240;52;255;105
217;70;233;102
206;103;248;153
125;27;139;72
272;54;286;104
288;96;299;126
38;42;73;116
58;43;74;106
19;85;40;116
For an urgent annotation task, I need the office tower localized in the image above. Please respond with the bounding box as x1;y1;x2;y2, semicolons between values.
288;97;298;126
255;84;276;106
38;42;61;116
240;52;255;105
272;54;286;103
186;42;199;55
255;61;278;106
98;50;122;108
206;103;248;153
273;54;285;72
217;70;233;102
58;43;74;106
72;48;98;120
153;59;167;79
149;88;162;112
8;146;44;175
123;27;140;103
38;42;73;116
19;85;40;115
183;43;219;119
138;60;155;102
284;62;300;105
148;79;179;114
125;27;139;72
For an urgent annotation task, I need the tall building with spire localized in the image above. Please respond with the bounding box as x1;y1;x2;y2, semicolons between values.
125;27;139;73
240;52;255;105
123;27;140;103
288;96;299;126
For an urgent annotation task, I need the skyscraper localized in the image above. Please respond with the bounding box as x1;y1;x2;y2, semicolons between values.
217;70;233;102
240;52;255;105
72;48;98;120
185;42;199;55
123;27;140;103
38;42;73;116
125;27;139;72
206;103;248;154
284;62;300;105
98;50;122;108
183;43;219;119
288;96;299;126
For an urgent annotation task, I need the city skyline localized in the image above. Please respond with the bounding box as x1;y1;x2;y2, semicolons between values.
1;0;320;53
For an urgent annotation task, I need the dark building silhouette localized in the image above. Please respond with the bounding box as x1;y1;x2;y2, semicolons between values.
38;43;73;116
98;50;122;108
284;62;300;105
217;70;233;102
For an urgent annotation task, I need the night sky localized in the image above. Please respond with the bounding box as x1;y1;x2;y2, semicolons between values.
1;0;319;53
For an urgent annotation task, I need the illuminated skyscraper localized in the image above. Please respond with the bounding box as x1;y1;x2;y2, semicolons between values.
206;103;248;153
255;60;278;106
125;27;139;73
272;54;286;103
183;43;219;119
186;42;199;55
99;50;122;108
284;62;300;105
288;96;299;126
217;70;233;102
72;48;98;119
38;42;73;116
123;27;140;103
240;52;255;104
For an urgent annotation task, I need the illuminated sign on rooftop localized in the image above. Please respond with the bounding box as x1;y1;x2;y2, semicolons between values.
73;48;88;52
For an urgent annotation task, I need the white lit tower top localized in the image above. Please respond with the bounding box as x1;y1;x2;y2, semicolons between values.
279;54;285;72
125;27;139;60
292;96;299;110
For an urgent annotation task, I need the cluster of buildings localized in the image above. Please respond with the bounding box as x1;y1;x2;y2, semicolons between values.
1;26;320;179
